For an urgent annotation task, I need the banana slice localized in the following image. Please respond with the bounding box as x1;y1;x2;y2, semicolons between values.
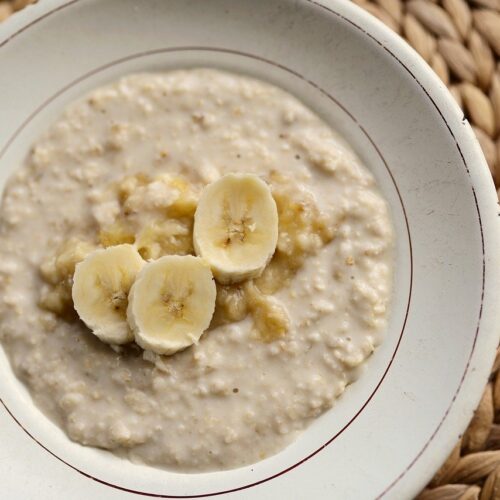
193;173;278;285
127;255;216;355
72;244;145;344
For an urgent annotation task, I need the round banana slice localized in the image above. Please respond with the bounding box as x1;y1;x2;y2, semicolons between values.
193;173;279;285
127;255;216;355
72;244;145;344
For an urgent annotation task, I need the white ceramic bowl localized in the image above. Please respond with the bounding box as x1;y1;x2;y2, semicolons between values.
0;1;499;498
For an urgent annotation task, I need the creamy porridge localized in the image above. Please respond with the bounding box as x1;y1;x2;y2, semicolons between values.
0;69;393;472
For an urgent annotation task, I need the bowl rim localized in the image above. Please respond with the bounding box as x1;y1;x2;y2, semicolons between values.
0;0;499;498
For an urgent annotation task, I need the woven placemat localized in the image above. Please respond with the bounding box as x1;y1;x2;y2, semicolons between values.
1;0;500;498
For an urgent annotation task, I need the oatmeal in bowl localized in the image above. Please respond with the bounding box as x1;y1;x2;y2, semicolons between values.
0;69;393;472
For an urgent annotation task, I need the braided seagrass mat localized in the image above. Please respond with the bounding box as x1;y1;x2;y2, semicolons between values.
1;0;500;498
